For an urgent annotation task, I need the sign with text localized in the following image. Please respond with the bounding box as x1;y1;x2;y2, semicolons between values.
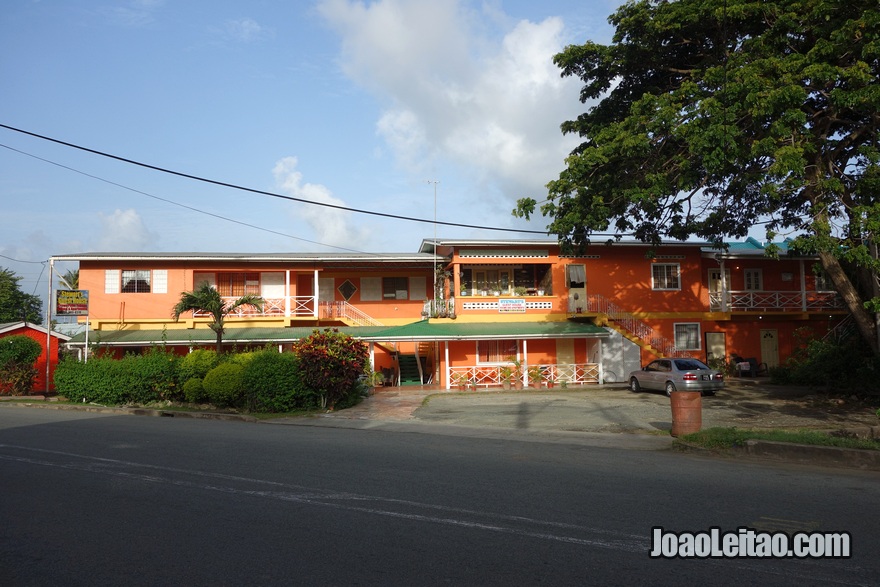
56;289;89;316
498;298;526;313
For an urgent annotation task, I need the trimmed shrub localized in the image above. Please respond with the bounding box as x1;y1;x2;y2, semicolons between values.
176;349;221;383
240;349;308;413
0;335;42;395
203;362;245;408
182;377;207;403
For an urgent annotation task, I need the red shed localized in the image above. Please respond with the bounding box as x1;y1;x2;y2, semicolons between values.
0;322;71;394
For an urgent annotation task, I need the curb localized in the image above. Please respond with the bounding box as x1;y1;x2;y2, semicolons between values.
742;439;880;471
0;401;258;423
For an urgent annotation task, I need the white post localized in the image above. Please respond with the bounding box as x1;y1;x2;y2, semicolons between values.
46;259;53;394
313;269;319;319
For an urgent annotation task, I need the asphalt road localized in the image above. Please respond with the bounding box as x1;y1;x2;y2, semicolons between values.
1;408;877;586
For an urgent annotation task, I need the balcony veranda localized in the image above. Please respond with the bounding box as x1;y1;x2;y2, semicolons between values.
709;291;844;312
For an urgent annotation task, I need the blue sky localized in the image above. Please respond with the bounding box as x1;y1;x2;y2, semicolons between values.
1;0;621;303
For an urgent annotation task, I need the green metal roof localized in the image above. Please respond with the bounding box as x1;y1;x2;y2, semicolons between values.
66;325;390;346
363;320;609;341
66;321;607;346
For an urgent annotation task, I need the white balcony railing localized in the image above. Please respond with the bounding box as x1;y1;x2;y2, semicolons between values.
709;291;844;312
193;296;315;318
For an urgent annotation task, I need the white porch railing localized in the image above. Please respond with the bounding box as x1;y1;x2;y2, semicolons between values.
709;291;844;312
448;363;600;388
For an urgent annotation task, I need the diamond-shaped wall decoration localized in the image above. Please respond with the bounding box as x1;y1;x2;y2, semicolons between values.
338;279;357;301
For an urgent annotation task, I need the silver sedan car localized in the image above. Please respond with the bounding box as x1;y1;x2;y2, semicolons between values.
629;358;724;396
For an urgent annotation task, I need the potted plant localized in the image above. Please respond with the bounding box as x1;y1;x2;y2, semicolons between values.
507;357;524;389
528;366;543;388
452;373;469;391
545;376;555;389
365;370;385;394
514;286;527;297
499;365;513;390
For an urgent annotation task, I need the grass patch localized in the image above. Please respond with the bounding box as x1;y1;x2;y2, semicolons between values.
680;427;880;451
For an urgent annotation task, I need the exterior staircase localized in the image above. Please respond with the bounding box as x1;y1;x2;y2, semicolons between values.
397;354;426;386
319;301;383;327
585;294;686;357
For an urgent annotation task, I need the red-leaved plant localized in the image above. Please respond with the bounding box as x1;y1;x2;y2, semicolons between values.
291;328;369;410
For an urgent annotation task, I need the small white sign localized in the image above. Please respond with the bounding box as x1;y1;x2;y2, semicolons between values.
498;298;526;313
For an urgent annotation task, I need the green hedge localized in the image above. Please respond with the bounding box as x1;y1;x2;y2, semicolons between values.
55;336;368;412
54;349;178;404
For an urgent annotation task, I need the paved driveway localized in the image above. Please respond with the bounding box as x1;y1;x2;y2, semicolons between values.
328;380;879;435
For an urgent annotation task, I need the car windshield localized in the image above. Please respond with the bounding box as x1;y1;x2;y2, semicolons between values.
674;359;709;371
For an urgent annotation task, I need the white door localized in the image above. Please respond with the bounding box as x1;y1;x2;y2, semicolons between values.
760;329;779;368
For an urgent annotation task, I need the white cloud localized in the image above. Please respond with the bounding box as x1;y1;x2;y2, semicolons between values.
317;0;584;201
96;209;155;251
272;157;370;250
222;17;270;42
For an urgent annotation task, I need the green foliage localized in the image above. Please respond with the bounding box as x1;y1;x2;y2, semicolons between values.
0;335;42;395
54;349;178;404
177;348;221;383
771;328;880;393
182;377;206;403
517;0;880;352
681;427;880;452
202;362;245;408
291;329;368;410
240;349;309;412
0;268;42;324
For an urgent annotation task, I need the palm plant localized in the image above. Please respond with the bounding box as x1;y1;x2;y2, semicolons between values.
171;282;263;352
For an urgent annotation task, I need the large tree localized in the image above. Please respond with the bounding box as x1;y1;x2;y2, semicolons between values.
0;268;43;324
171;282;263;352
516;0;880;353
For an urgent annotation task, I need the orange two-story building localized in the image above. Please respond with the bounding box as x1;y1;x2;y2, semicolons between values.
54;237;845;389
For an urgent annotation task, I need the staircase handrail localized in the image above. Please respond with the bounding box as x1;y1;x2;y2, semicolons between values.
586;294;684;357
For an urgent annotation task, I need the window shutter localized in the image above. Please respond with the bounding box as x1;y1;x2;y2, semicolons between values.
360;277;382;301
153;270;168;294
409;276;426;301
105;270;120;294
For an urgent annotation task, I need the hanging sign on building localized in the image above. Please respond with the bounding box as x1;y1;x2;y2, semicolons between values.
56;290;89;316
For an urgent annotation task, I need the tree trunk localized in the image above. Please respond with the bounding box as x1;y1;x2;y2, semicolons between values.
818;251;879;355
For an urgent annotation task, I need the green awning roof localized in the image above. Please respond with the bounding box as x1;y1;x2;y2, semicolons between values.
66;321;607;347
66;326;390;346
363;320;609;341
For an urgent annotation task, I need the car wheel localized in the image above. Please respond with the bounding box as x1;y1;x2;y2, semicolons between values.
629;377;641;392
665;381;676;396
702;391;716;397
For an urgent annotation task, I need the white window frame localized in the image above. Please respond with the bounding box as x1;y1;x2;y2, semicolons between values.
674;323;701;351
744;269;763;291
652;263;681;291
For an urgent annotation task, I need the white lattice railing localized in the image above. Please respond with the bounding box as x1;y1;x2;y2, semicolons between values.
195;297;300;318
319;301;383;327
448;363;600;388
709;291;844;312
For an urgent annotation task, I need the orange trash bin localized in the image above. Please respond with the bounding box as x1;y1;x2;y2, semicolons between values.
670;391;702;437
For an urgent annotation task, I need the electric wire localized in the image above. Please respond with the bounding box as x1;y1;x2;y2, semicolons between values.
0;143;370;254
0;123;553;235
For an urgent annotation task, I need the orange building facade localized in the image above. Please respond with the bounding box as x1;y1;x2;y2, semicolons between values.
54;237;846;389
